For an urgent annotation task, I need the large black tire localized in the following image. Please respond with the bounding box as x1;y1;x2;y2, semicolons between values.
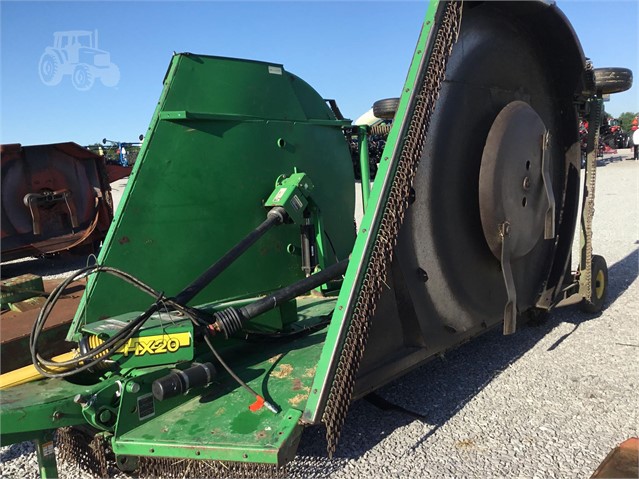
619;134;630;149
593;68;633;95
580;255;608;313
373;98;400;120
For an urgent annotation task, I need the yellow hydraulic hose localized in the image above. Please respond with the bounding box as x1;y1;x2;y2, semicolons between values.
0;351;76;390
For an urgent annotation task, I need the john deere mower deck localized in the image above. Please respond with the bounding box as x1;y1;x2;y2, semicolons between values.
0;1;632;477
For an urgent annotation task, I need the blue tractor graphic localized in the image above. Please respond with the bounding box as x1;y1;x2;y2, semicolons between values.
39;30;120;91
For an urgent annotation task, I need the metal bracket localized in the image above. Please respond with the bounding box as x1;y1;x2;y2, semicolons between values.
23;189;78;235
541;131;556;239
34;430;58;479
499;221;517;335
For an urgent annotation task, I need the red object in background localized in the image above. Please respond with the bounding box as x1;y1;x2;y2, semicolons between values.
1;142;114;261
104;164;132;183
591;437;639;478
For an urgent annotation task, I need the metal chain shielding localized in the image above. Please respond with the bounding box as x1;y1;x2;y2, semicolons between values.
138;457;288;478
57;426;112;478
580;82;601;301
321;0;463;458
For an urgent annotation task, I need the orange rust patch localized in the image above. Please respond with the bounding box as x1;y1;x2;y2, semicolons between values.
303;366;316;378
288;393;308;406
271;364;293;379
214;408;226;417
455;438;476;449
267;353;284;364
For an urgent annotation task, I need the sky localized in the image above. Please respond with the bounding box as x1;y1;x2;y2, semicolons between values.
1;0;637;146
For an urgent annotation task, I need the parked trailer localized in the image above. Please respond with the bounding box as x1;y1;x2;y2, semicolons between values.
1;142;114;262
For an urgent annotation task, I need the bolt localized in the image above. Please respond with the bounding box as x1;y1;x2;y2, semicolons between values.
53;411;63;420
73;394;88;406
126;382;140;393
523;177;531;190
417;267;429;282
98;409;113;424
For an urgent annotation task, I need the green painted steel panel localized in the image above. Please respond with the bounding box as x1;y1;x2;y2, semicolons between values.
111;297;336;464
70;54;355;340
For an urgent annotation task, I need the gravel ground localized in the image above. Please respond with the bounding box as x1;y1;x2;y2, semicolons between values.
1;155;637;478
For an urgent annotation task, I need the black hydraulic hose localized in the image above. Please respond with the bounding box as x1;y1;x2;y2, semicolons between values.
203;333;278;414
212;259;349;337
174;207;288;305
30;208;288;378
30;265;167;377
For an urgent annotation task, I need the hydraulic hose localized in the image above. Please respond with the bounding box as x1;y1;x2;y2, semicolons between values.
30;207;288;378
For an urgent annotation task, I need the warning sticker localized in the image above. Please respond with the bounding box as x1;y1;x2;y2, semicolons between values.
273;187;287;203
42;441;55;457
138;393;155;421
268;66;283;75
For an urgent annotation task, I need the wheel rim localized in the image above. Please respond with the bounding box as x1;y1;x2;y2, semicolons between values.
397;3;578;331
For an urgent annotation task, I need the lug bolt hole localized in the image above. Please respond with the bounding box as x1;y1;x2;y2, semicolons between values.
525;160;531;170
522;197;527;207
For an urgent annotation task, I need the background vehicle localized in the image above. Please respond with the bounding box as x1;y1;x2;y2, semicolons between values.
0;142;113;260
600;117;629;149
